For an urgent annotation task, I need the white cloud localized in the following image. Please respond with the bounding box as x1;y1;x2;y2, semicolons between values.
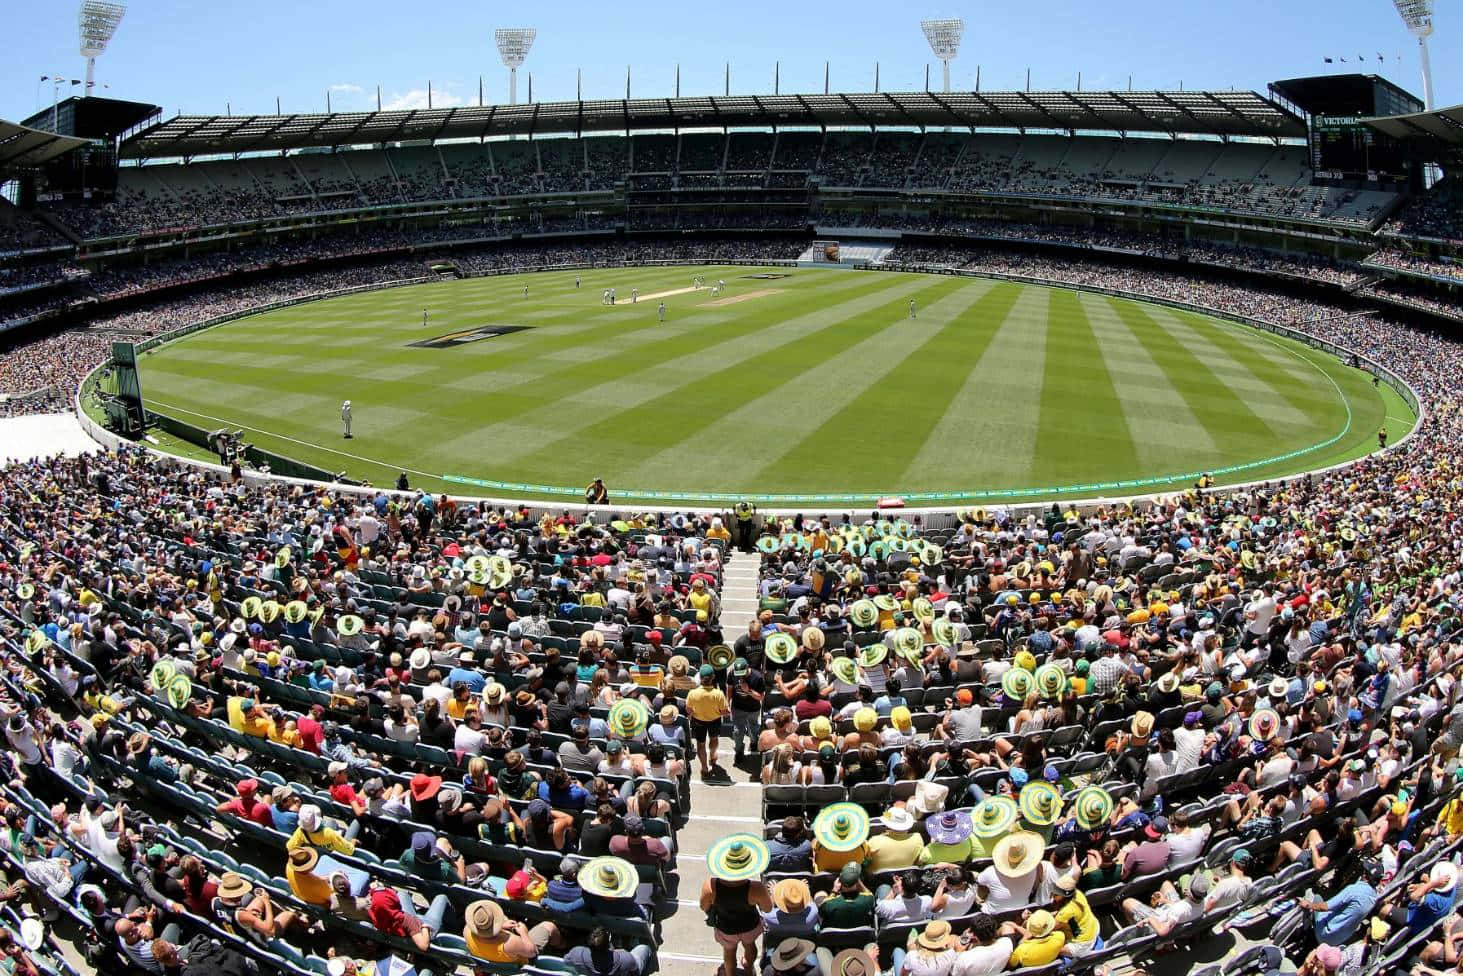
381;87;466;111
329;83;364;94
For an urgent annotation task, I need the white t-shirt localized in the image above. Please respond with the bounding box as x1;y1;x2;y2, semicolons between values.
1246;597;1276;635
976;863;1047;912
936;886;979;919
876;894;933;924
453;725;485;755
952;939;1013;976
1166;825;1210;865
1205;875;1254;912
901;950;956;976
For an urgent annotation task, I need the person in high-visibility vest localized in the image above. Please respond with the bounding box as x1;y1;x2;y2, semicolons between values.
733;501;757;552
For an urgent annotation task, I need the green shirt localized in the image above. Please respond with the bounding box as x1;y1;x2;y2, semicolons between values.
919;838;975;865
818;893;875;928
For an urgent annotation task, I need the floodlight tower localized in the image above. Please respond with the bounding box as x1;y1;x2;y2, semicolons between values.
1392;0;1436;109
78;0;126;95
921;18;964;93
495;28;537;105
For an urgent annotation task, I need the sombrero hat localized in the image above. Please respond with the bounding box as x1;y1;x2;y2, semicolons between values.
579;856;637;898
1019;781;1063;827
858;643;888;669
1074;786;1114;830
467;568;489;587
921;544;943;564
912;597;936;624
259;600;282;624
487;556;513;590
24;630;49;653
150;660;177;690
284;601;309;624
167;673;192;710
928;809;973;846
849;600;879;629
337;614;364;637
893;519;915;539
813;803;870;852
1033;664;1067;700
609;698;651;739
764;632;798;665
275;546;292;568
991;830;1046;878
825;535;845;554
845;537;867;558
872;594;898;612
889;537;910;553
1249;708;1281;741
707;644;735;670
707;834;769;881
931;618;958;649
829;657;859;686
755;535;780;555
15;583;34;600
1001;667;1035;700
892;627;924;662
240;596;263;620
465;554;491;574
972;796;1020;839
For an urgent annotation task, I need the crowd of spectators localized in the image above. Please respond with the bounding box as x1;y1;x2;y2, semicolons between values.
1383;181;1463;245
0;456;734;973
1366;248;1463;286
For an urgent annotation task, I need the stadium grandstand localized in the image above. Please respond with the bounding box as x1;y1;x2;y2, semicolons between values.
5;6;1463;976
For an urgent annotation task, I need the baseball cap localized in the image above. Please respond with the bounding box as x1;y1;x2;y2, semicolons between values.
732;657;749;675
839;863;862;887
699;664;715;679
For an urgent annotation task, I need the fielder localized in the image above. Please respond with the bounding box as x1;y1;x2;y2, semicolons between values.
341;400;352;439
422;308;428;327
602;289;610;305
575;275;581;289
523;285;529;298
909;299;917;319
610;287;616;305
658;301;666;323
632;288;639;303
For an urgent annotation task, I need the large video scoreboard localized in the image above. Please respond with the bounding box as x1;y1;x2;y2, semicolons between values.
1270;74;1423;189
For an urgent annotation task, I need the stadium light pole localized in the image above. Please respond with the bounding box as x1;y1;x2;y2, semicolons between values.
920;18;964;93
78;0;126;96
494;28;536;106
1391;0;1435;109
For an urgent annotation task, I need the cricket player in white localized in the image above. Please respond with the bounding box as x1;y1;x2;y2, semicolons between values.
341;400;352;439
575;275;580;289
422;308;428;327
523;285;529;298
632;288;639;303
909;299;917;319
658;301;666;323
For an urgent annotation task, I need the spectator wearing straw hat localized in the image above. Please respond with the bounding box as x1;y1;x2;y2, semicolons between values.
812;803;871;873
764;936;819;976
977;831;1053;912
867;807;924;871
890;918;957;976
763;879;819;942
463;898;561;963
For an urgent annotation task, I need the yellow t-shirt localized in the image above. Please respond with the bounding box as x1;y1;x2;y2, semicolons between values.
286;826;355;856
689;591;714;622
1439;797;1463;837
1010;932;1066;968
686;686;727;723
812;841;869;874
467;931;518;963
1054;891;1099;944
286;865;333;906
865;832;924;872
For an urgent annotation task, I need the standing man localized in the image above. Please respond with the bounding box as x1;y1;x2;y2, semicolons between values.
585;478;609;505
658;302;666;324
733;501;757;552
687;664;731;780
632;288;639;304
341;400;352;439
422;308;428;328
727;657;764;764
523;284;529;299
1379;426;1388;449
909;299;917;319
575;275;580;289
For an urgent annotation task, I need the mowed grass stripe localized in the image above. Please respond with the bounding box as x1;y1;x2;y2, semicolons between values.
1102;297;1280;457
618;280;997;488
1032;289;1138;484
901;284;1045;490
1160;307;1347;429
747;280;1007;491
1077;292;1220;471
495;277;955;488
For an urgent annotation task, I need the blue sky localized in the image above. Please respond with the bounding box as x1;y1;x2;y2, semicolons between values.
3;0;1456;123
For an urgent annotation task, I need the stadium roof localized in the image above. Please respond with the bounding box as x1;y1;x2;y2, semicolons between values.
120;90;1305;158
0;120;90;171
1365;104;1463;147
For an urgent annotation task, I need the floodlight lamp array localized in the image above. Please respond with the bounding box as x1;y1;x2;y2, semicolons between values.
920;18;964;60
1392;0;1434;36
495;28;537;69
78;0;126;57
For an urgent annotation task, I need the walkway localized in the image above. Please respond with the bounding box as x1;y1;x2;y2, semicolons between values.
658;550;762;976
0;412;97;463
